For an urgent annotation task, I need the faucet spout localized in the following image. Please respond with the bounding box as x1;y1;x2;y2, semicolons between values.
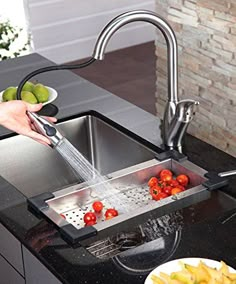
93;10;197;152
93;10;178;107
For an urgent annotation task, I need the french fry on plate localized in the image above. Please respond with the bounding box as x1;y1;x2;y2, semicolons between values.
150;260;236;284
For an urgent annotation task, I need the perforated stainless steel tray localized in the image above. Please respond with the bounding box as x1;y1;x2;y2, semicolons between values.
41;157;209;235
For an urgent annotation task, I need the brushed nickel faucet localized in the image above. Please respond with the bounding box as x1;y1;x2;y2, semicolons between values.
93;10;199;152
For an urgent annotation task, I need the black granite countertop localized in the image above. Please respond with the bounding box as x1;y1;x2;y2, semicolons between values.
0;54;236;284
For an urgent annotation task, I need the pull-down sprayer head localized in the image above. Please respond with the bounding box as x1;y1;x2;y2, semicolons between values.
27;112;63;147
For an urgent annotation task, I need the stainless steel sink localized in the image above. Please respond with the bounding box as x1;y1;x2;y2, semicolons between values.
0;111;157;197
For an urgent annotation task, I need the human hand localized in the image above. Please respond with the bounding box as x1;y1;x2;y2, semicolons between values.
0;100;57;146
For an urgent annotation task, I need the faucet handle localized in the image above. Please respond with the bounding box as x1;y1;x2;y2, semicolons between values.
176;99;199;123
165;99;199;151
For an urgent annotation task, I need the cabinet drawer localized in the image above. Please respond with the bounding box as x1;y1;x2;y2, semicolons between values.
0;254;25;284
23;246;61;284
0;224;24;276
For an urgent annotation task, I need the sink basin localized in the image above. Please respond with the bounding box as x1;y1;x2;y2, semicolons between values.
0;111;157;197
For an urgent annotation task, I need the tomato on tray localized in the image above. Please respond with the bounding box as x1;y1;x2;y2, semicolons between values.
159;169;173;179
162;185;173;196
147;168;189;201
60;213;66;219
155;192;169;200
169;179;179;187
176;184;185;191
150;185;162;200
158;180;167;189
105;208;118;220
171;187;184;195
160;173;172;183
92;201;104;212
85;220;96;226
176;174;189;187
84;212;96;225
148;177;158;188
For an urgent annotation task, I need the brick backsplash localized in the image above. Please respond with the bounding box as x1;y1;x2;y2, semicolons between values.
155;0;236;157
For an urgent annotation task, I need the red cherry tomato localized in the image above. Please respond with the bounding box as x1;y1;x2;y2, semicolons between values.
163;186;173;196
105;208;118;220
148;177;158;188
156;192;169;200
83;212;96;224
160;169;173;179
176;184;185;191
176;174;189;187
158;180;167;189
150;185;162;200
161;173;172;184
92;201;104;212
105;216;114;220
169;179;179;187
171;187;183;195
85;220;96;226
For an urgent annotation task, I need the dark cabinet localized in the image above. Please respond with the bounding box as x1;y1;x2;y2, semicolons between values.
0;224;62;283
0;254;24;284
23;246;61;284
0;224;24;276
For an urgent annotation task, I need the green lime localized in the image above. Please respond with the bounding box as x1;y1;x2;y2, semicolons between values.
21;91;38;104
2;87;17;101
33;83;49;103
22;81;35;92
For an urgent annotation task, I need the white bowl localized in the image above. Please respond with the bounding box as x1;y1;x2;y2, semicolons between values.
0;86;58;106
145;257;236;284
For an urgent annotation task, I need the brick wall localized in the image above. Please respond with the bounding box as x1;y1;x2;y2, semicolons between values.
155;0;236;157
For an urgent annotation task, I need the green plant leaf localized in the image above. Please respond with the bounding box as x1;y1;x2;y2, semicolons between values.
0;19;29;60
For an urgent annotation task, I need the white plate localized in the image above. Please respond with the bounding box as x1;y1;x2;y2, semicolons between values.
0;86;58;106
145;257;236;284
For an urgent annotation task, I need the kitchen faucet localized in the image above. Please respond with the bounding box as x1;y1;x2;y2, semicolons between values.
93;10;199;152
15;10;198;152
